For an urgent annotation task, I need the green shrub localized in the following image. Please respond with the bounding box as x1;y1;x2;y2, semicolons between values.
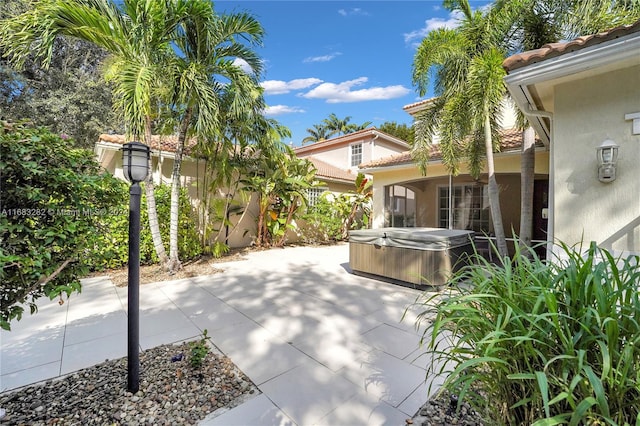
415;241;640;425
90;182;202;270
189;329;210;369
0;122;121;330
299;194;344;243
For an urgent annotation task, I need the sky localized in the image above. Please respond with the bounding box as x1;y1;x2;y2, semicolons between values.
215;1;492;147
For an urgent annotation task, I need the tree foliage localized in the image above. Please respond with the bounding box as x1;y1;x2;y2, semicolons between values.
0;0;122;149
302;114;372;144
378;121;415;144
0;122;121;330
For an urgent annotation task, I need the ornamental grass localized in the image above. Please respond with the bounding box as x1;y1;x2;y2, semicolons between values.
414;241;640;425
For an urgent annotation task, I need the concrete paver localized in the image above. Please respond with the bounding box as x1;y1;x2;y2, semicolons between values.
0;243;439;425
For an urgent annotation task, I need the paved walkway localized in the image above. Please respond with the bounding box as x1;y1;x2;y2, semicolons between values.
0;243;445;425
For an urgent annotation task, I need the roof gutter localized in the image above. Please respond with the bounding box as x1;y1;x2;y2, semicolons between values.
505;31;640;146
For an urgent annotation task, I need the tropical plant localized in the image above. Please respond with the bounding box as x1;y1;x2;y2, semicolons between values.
0;30;122;148
339;173;373;238
414;241;640;424
302;114;372;144
0;122;121;330
494;0;640;252
240;145;319;247
163;0;264;272
411;0;509;258
89;182;202;270
299;193;344;243
0;0;195;266
378;121;415;144
195;88;291;255
302;123;331;144
322;113;372;137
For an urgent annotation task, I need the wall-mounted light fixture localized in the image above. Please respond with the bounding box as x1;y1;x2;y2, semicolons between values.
596;138;619;183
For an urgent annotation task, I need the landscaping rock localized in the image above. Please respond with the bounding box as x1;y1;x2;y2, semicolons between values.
0;341;257;425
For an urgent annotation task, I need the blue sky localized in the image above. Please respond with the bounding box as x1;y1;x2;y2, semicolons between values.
216;1;491;146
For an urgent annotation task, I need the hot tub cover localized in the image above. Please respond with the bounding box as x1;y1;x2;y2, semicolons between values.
349;227;474;251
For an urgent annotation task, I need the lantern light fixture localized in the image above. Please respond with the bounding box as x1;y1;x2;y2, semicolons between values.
122;141;150;183
596;138;618;183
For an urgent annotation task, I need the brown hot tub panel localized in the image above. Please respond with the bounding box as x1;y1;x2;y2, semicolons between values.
348;228;474;286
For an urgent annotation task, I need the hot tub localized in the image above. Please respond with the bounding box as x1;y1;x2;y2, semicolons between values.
349;228;474;286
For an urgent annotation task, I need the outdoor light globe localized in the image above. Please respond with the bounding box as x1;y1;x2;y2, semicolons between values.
122;142;150;183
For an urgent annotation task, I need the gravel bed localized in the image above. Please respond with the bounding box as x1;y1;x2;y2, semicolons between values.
410;389;485;426
0;340;257;425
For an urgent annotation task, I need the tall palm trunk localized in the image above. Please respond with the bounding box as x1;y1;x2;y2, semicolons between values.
519;126;535;253
483;114;508;258
168;107;192;273
143;116;168;265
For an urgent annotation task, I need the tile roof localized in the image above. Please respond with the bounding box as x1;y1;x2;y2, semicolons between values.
503;19;640;72
98;133;198;155
402;97;436;112
360;128;539;169
307;156;356;183
294;127;408;155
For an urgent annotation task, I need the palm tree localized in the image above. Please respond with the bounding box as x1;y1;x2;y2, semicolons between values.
163;1;264;272
493;0;640;252
302;124;331;144
347;120;373;133
322;113;372;136
0;0;195;265
323;113;352;137
412;0;510;257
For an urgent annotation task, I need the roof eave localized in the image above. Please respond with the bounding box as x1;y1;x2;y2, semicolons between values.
504;31;640;146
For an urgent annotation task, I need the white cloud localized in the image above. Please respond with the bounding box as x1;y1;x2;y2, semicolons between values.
264;105;305;116
303;53;341;63
403;10;464;44
301;77;410;104
232;58;253;74
260;78;323;95
338;8;369;17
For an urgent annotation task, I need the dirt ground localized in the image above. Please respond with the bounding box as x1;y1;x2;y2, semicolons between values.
96;247;256;287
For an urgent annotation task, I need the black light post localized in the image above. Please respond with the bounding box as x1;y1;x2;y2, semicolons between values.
121;141;150;394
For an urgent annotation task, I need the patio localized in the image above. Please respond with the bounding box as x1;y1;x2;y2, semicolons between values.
0;243;446;425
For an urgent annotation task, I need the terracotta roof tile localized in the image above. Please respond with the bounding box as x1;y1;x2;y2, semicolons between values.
98;133;198;155
294;127;408;155
402;97;436;112
503;19;640;71
307;156;356;183
360;128;539;169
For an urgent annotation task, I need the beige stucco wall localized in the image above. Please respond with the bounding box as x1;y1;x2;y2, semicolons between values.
96;146;258;248
368;151;550;236
552;64;640;255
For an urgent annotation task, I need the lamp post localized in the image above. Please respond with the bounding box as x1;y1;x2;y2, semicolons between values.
121;141;150;393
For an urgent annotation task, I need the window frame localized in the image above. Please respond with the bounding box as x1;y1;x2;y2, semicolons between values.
350;143;363;167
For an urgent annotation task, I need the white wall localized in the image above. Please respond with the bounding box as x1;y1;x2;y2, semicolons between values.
552;64;640;255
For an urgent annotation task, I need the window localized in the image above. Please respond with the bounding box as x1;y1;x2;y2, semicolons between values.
384;185;416;227
438;184;490;233
350;143;362;167
307;187;327;208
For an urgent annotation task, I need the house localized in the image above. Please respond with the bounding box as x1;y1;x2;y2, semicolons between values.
95;134;258;248
294;127;410;202
359;101;550;254
95;128;407;247
503;19;640;257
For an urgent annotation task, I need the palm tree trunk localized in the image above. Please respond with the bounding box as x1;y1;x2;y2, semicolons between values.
483;114;508;258
168;108;192;273
519;126;535;254
143;116;168;265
